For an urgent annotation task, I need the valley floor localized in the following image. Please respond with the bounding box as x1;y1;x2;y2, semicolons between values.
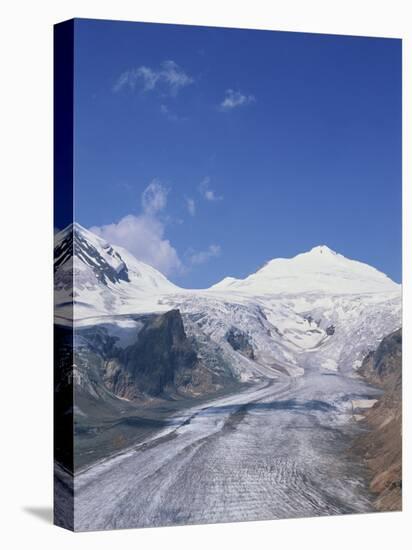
72;369;380;531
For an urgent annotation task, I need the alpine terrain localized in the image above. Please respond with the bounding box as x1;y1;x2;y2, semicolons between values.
54;223;402;530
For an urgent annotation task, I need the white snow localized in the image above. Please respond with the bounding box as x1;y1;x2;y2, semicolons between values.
209;245;399;295
352;399;378;409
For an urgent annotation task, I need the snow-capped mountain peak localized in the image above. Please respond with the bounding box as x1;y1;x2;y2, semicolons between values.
308;244;337;255
55;222;130;286
54;223;180;319
210;246;400;295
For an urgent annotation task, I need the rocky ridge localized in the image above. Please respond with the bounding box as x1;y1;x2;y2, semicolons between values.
354;328;402;511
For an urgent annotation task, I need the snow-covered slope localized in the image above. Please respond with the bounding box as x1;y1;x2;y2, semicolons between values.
210;245;399;295
203;246;401;376
54;223;180;320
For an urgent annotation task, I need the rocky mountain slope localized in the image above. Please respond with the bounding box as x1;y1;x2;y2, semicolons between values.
354;328;402;511
54;223;179;320
74;309;229;402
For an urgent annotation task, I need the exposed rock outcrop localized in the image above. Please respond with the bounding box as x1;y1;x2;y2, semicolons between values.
74;309;226;403
104;309;222;399
225;327;255;359
354;328;402;511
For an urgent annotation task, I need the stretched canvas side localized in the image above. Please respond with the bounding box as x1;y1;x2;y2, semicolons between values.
53;19;75;532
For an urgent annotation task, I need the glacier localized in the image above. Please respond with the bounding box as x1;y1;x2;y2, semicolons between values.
53;224;402;530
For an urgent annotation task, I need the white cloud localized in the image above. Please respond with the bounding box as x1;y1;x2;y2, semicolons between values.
199;176;223;201
161;60;193;93
113;60;193;96
88;178;222;277
135;66;159;91
185;197;196;216
220;89;255;111
205;190;217;201
90;180;182;276
141;179;168;215
189;244;221;266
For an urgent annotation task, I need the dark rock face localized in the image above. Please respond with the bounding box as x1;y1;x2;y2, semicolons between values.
226;327;255;359
54;225;129;285
360;328;402;383
74;309;222;402
354;328;402;511
107;310;215;398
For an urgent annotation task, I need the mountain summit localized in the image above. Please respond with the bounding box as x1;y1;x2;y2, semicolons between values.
54;223;180;319
210;245;399;295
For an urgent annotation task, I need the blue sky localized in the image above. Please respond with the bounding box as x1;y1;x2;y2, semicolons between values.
73;19;402;288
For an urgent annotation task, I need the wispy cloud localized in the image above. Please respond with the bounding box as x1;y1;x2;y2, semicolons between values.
113;60;194;96
90;179;182;276
185;197;196;216
141;179;168;215
89;178;222;276
220;89;255;111
189;244;221;266
199;177;223;201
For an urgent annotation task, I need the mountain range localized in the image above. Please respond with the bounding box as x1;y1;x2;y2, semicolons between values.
55;224;399;319
54;223;402;520
55;223;401;380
